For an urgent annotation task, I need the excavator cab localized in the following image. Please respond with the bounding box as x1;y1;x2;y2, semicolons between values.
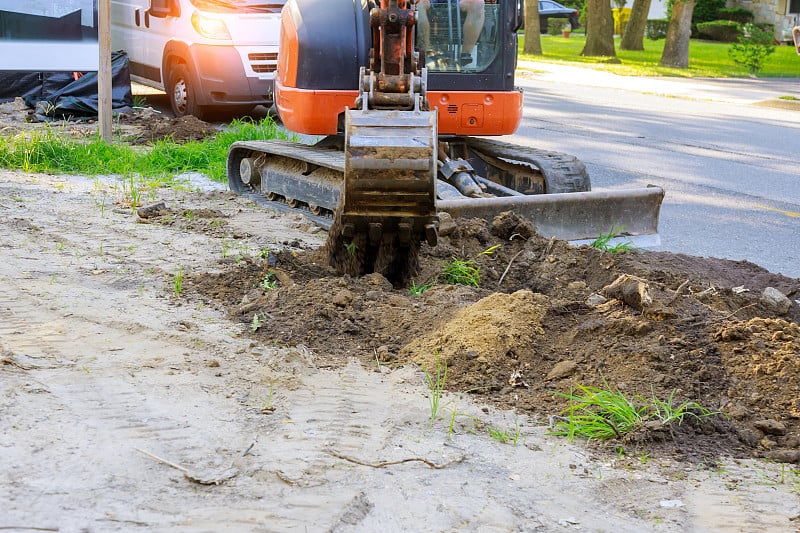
418;0;517;73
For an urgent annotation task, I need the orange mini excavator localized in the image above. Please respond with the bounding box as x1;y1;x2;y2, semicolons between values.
227;0;663;282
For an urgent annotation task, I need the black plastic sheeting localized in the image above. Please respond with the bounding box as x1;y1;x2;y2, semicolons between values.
0;51;133;120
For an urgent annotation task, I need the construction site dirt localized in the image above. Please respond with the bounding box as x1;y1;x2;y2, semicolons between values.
1;104;799;531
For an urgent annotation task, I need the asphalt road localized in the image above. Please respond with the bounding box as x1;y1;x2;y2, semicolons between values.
511;63;800;279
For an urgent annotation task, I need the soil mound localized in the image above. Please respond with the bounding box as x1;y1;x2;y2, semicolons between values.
187;211;800;463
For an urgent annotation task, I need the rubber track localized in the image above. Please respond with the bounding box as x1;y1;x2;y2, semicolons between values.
464;137;591;193
228;137;591;227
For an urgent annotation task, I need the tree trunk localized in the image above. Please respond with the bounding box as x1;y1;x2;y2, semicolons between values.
620;0;651;51
523;0;542;55
659;0;695;68
581;0;616;57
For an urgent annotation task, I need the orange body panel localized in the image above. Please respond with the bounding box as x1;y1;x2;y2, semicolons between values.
275;82;523;137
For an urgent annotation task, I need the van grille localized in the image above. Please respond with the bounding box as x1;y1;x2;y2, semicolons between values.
248;52;278;73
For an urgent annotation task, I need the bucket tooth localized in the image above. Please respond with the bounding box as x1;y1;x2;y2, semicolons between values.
369;222;382;245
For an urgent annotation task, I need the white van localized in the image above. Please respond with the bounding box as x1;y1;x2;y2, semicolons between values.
110;0;284;119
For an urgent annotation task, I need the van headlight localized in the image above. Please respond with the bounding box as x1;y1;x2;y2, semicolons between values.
191;11;231;40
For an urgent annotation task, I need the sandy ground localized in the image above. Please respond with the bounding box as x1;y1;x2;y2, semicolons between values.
1;169;799;533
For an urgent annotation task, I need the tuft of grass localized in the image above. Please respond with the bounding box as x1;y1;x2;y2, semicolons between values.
409;280;435;295
590;224;634;254
173;266;184;296
422;350;449;422
551;382;718;441
250;311;265;333
260;271;278;291
442;258;481;287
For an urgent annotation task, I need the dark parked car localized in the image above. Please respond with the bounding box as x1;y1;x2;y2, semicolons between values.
538;0;580;33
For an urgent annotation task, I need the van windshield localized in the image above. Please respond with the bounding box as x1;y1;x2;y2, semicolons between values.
190;0;286;13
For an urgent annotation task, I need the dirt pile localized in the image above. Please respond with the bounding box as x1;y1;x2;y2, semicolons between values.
178;210;800;463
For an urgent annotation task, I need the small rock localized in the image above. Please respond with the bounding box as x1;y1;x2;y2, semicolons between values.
208;360;220;368
737;428;761;447
761;287;792;315
659;499;685;508
601;274;652;311
364;290;381;301
363;272;393;290
333;289;354;307
438;212;456;236
585;293;607;307
765;449;800;464
754;419;787;436
567;281;586;290
546;360;578;381
137;201;171;219
760;437;777;450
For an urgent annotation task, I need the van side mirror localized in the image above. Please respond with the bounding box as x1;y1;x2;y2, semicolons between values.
148;0;180;18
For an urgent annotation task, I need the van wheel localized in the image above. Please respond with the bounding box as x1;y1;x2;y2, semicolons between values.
168;62;205;120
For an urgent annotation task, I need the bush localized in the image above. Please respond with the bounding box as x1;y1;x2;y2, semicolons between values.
717;7;754;24
692;0;725;25
646;18;668;40
547;18;569;35
696;20;742;42
729;23;776;74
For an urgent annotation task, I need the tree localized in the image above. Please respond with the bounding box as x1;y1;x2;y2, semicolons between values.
659;0;695;68
523;0;543;55
620;0;652;51
581;0;617;57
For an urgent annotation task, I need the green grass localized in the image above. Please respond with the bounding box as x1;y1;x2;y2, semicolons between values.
590;224;634;254
422;351;449;422
0;117;290;182
441;258;481;287
550;382;718;441
521;34;800;78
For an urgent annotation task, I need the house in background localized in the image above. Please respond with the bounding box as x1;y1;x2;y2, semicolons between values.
728;0;799;41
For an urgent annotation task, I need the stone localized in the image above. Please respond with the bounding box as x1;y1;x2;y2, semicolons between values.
754;419;787;436
765;449;800;464
333;289;354;307
761;287;792;315
586;293;608;307
601;274;652;311
546;360;578;381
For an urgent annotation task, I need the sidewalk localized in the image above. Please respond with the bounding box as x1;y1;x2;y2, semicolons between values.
518;60;800;106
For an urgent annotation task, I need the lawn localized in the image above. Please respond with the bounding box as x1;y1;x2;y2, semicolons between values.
520;34;800;78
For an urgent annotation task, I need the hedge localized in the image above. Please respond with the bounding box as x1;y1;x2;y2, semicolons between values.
696;20;741;42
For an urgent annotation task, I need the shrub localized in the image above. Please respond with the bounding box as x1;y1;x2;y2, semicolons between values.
729;23;776;74
646;18;668;40
692;0;725;25
547;18;568;35
696;19;742;42
717;7;754;24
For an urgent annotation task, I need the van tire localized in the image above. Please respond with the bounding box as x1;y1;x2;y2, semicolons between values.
168;62;205;120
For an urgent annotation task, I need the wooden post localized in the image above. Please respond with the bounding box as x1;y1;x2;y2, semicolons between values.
98;0;112;143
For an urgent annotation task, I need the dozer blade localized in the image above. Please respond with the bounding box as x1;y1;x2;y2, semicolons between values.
326;107;439;284
438;185;665;245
